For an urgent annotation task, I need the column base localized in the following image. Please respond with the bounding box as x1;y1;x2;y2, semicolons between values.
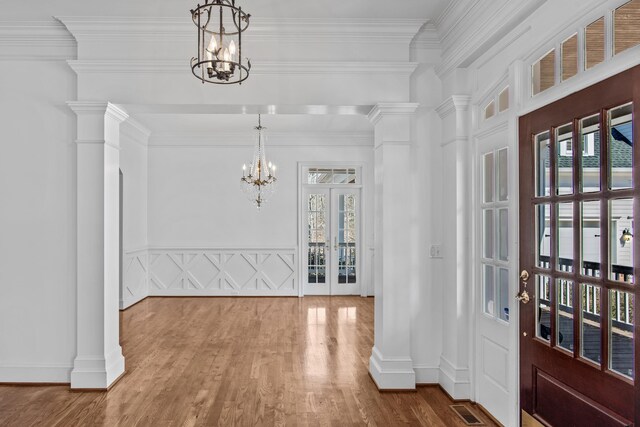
70;346;125;390
369;346;416;390
438;355;470;399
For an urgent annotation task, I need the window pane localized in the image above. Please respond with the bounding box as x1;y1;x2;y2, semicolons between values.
483;265;496;316
557;280;574;352
497;148;508;201
586;17;605;69
557;202;574;272
581;284;601;365
498;208;509;262
498;87;509;112
533;49;555;95
483;209;494;259
581;201;601;277
484;152;494;203
484;101;496;119
561;33;578;81
609;103;633;190
556;123;574;195
536;204;551;268
610;198;634;284
535;131;551;197
579;114;600;193
609;290;634;378
614;0;640;55
536;275;552;342
498;268;510;322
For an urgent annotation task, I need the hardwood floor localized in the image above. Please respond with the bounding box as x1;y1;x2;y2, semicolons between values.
0;297;498;426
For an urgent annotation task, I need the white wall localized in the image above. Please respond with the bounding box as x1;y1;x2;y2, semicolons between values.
0;59;77;382
146;134;374;296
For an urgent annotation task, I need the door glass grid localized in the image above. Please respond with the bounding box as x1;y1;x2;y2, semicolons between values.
530;102;635;379
307;194;327;284
337;194;357;284
481;148;510;323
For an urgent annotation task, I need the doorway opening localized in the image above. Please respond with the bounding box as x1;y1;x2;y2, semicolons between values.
301;165;363;296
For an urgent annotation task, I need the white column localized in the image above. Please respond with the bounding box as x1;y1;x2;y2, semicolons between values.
68;101;127;389
368;103;419;390
435;95;471;399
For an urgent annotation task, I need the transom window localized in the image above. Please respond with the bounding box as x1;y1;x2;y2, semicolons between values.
307;168;358;185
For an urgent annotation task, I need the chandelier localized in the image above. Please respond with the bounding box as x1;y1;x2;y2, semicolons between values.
190;0;251;84
241;115;277;209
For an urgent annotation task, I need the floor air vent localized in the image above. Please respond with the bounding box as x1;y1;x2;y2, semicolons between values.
449;405;485;426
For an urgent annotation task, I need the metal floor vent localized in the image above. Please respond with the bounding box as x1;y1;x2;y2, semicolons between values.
450;404;485;426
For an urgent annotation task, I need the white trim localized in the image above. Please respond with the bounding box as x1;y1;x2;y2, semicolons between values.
413;365;440;384
149;131;373;147
368;103;419;125
369;346;416;390
438;355;470;399
0;364;72;383
56;16;425;43
66;60;419;76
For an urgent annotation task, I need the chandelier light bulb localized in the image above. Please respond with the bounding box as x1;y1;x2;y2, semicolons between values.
207;35;218;54
229;40;236;58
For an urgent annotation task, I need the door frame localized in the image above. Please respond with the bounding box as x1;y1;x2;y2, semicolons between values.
297;161;367;297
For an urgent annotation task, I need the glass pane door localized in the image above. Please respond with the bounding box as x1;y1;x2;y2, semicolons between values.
304;189;330;294
331;189;360;295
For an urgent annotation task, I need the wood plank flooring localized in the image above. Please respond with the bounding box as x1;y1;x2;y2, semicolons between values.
0;297;497;426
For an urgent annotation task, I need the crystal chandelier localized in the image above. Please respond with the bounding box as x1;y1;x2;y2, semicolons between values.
190;0;251;85
241;115;277;209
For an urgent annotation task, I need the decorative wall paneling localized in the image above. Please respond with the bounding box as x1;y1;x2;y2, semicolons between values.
147;248;297;296
121;249;149;310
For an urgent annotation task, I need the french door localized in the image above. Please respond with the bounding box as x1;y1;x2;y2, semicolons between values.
519;66;640;426
304;188;360;295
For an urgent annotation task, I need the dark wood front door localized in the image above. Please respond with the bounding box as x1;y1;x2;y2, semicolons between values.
519;65;640;426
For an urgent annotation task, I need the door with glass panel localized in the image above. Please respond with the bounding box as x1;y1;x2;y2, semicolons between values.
477;141;515;427
519;66;639;426
304;186;360;295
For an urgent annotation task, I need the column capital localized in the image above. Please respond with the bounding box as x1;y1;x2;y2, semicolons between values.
67;101;129;123
368;103;419;125
435;95;471;120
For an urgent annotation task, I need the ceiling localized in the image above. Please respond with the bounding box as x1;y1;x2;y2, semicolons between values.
2;0;450;21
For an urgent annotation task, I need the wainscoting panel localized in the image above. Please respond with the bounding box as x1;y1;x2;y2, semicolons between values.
148;248;297;296
121;250;149;309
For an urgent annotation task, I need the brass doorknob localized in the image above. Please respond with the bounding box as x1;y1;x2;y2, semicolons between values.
516;289;530;304
520;270;529;282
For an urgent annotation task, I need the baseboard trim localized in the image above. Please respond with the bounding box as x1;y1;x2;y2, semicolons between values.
438;355;470;400
369;346;416;390
0;364;72;383
120;293;149;311
413;364;439;384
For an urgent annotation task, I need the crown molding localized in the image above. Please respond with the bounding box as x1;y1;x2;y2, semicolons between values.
411;24;440;50
367;103;419;125
56;16;425;44
434;0;547;77
66;59;418;76
67;101;129;123
435;95;471;119
0;20;75;60
121;118;151;146
149;131;373;147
